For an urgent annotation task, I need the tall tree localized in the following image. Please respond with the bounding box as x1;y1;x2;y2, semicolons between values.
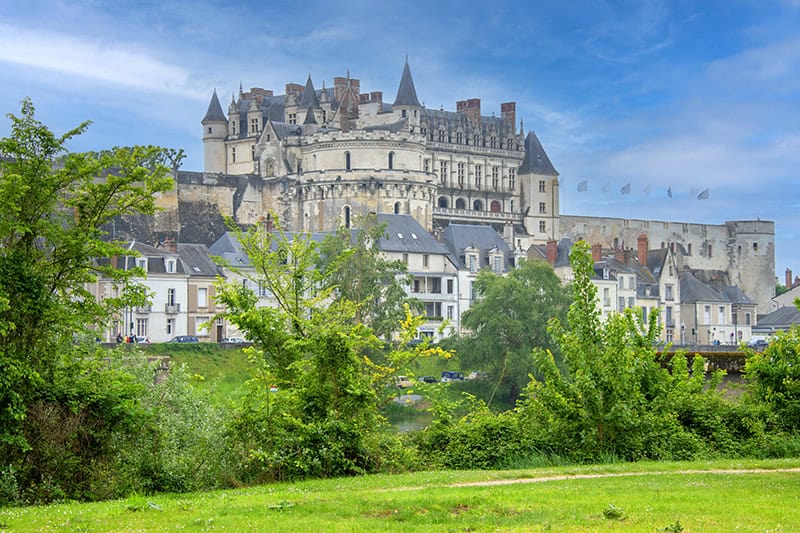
0;99;174;450
316;214;418;340
452;259;571;406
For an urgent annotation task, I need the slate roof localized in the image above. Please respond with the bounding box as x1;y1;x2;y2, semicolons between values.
209;230;329;269
376;214;451;255
441;223;512;270
202;90;227;123
757;306;800;329
518;132;558;176
722;286;755;306
393;60;421;107
680;270;728;303
299;75;321;109
647;249;668;280
363;120;408;133
177;243;223;278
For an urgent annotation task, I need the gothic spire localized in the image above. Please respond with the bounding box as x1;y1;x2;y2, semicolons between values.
299;74;321;109
201;89;227;124
393;58;421;107
518;132;558;176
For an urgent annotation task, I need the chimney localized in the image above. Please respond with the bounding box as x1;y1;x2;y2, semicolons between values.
333;77;347;102
359;93;370;104
637;234;648;266
163;238;178;254
614;248;625;264
786;268;793;289
501;102;516;134
591;243;602;263
285;83;303;95
546;239;558;266
465;98;481;126
370;91;382;103
456;100;467;112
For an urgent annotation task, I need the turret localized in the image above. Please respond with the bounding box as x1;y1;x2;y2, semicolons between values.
519;131;560;242
393;58;422;129
202;89;228;173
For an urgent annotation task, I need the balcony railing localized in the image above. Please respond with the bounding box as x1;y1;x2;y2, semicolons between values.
165;303;181;314
135;304;152;314
433;207;523;224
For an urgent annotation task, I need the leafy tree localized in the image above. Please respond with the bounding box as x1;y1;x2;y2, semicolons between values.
0;99;174;496
450;259;571;406
316;214;418;339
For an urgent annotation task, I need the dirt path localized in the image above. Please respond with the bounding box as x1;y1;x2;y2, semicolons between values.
447;467;800;487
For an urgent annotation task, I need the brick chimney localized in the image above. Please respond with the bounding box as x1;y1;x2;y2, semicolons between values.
370;91;382;103
546;240;558;266
787;268;793;289
465;98;481;126
591;244;602;263
614;248;625;264
637;234;648;266
501;102;516;134
163;238;178;254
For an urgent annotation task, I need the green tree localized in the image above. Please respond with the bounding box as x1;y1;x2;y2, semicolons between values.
0;99;174;497
451;259;571;406
316;214;418;339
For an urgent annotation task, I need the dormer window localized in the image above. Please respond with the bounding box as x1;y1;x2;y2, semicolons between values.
603;268;610;280
136;258;147;271
166;259;176;273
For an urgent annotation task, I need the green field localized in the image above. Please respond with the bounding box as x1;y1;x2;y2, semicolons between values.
3;459;799;532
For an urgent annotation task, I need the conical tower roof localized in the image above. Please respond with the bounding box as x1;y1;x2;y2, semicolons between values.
303;108;318;125
202;89;227;123
393;59;421;107
518;131;558;176
299;75;321;109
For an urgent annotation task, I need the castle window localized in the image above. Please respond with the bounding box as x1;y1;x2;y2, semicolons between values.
388;151;394;170
394;202;401;214
401;109;407;118
231;147;236;163
231;121;236;135
251;145;256;161
539;220;546;233
457;163;465;186
423;159;430;173
753;242;758;251
473;199;483;211
439;161;448;183
474;135;480;146
688;243;692;255
708;244;712;258
207;127;212;134
490;200;501;213
288;113;296;125
455;198;466;209
322;110;326;123
508;139;514;150
250;117;260;134
490;136;496;148
456;132;463;144
439;130;446;142
508;168;515;190
438;197;449;208
345;151;351;170
344;206;351;229
475;165;482;189
539;202;546;214
491;167;499;190
539;180;546;192
423;254;429;268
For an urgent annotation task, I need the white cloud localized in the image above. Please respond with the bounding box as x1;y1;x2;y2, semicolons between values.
0;23;206;99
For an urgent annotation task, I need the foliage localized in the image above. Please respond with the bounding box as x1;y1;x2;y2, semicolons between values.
744;326;800;432
519;241;745;461
0;99;175;501
316;213;420;339
448;259;571;406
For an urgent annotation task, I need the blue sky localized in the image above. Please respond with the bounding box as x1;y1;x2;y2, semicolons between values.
1;0;799;282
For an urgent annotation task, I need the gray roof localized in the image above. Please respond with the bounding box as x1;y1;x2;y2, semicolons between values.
376;214;450;255
363;119;407;133
393;60;421;107
680;270;728;303
722;286;755;306
303;108;317;125
202;90;227;123
647;249;668;279
442;223;513;270
209;230;329;269
518;132;558;176
177;243;223;278
757;306;800;328
299;75;321;109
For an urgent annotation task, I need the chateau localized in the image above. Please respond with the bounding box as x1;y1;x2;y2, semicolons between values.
104;59;775;343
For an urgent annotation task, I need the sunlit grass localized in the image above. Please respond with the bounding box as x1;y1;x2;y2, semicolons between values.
3;459;799;532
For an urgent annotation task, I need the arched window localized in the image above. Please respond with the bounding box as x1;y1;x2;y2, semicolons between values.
490;200;501;212
438;197;449;208
344;206;351;229
345;151;351;170
455;198;466;209
473;199;483;211
394;202;401;214
388;151;394;170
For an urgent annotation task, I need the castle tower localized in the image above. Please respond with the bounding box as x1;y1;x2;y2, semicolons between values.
202;89;228;173
518;131;559;243
393;58;422;129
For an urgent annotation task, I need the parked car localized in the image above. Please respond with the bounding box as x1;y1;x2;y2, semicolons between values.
395;376;415;388
747;337;769;347
168;335;199;343
221;337;247;344
441;371;464;382
418;375;438;384
133;336;150;345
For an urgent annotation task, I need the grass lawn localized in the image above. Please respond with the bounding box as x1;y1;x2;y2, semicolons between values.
3;458;799;532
